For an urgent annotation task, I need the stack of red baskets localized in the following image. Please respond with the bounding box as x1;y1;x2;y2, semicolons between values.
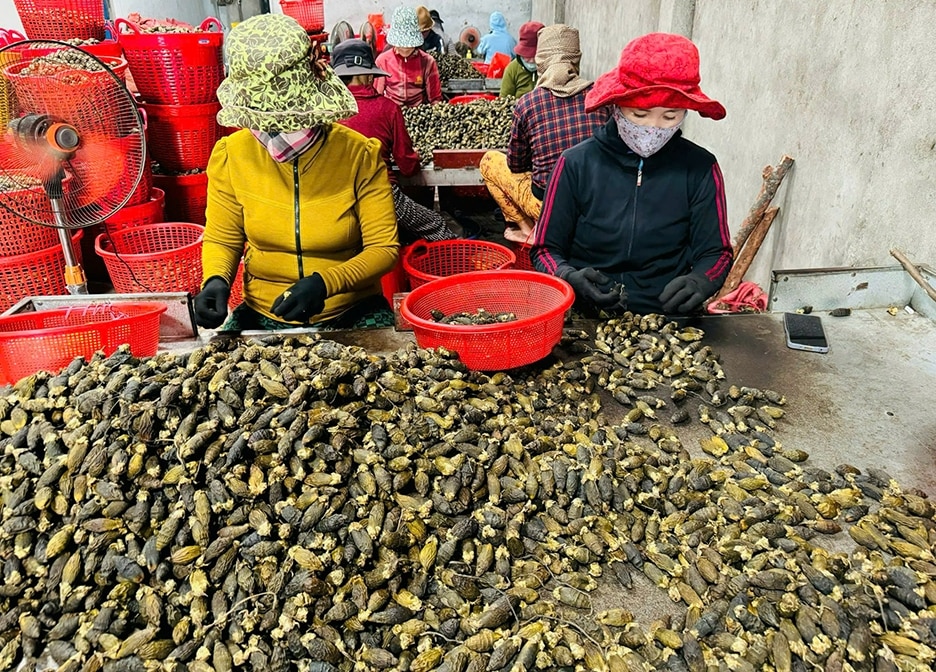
0;182;85;312
117;17;226;228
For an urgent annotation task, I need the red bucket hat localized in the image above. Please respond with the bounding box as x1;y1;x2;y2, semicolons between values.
585;33;726;120
514;21;545;60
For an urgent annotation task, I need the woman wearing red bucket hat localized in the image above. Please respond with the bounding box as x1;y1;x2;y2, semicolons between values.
531;33;733;316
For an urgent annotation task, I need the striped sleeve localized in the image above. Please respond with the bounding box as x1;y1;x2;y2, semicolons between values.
689;161;733;286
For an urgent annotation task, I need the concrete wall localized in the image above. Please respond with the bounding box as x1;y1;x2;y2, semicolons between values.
2;1;532;36
529;0;936;285
319;1;532;41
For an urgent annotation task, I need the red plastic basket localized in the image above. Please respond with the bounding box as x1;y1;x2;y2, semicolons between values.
509;242;536;272
94;222;203;294
280;0;326;32
116;17;224;105
0;230;82;312
0;302;166;385
152;171;208;226
13;0;105;41
102;187;164;233
401;270;574;370
0;30;27;46
4;58;127;133
229;260;245;308
141;102;223;173
0;186;62;255
449;93;498;104
80;40;123;60
122;155;153;207
402;240;515;289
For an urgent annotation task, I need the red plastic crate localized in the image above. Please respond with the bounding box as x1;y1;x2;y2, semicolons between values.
0;302;166;385
95;222;203;294
280;0;325;32
0;186;62;256
0;231;83;312
13;0;105;41
152;171;208;226
4;58;128;136
116;17;224;105
402;240;515;289
141;102;223;173
102;187;165;233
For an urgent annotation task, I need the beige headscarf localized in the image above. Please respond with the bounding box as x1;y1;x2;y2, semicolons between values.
535;24;591;97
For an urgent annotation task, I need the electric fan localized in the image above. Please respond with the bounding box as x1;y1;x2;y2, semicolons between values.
0;40;145;296
459;26;481;52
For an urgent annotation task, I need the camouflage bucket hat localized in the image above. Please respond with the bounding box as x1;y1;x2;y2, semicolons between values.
217;14;358;133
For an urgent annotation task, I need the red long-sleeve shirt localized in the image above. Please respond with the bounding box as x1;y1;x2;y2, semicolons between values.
374;49;442;107
337;83;421;184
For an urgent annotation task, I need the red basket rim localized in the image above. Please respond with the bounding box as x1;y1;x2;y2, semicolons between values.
449;94;497;104
400;269;574;334
140;101;221;116
3;57;122;80
94;222;204;260
402;240;516;282
152;171;207;184
0;302;167;339
109;186;164;211
115;17;224;41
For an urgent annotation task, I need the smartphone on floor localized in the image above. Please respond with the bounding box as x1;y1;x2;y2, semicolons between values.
783;312;830;353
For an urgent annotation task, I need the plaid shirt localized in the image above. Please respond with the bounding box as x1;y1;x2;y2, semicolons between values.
507;85;610;193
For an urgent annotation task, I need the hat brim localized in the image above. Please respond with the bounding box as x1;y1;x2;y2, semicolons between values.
217;67;359;133
514;44;536;59
332;63;389;77
585;69;726;120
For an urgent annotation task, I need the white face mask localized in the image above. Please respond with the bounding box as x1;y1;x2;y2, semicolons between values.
612;107;684;158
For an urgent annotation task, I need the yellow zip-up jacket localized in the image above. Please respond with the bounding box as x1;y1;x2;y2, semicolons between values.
202;125;399;324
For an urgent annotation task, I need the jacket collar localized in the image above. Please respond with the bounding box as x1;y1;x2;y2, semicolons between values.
347;83;381;99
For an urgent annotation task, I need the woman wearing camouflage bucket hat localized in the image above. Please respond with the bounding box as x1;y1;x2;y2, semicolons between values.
192;14;399;331
375;6;443;107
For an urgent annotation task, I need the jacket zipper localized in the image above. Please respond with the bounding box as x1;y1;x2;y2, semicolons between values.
293;159;304;278
628;158;643;258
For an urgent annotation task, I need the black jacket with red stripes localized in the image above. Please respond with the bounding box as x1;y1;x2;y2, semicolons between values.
531;118;733;315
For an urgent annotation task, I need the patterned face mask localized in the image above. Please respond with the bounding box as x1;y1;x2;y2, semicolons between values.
612;107;684;158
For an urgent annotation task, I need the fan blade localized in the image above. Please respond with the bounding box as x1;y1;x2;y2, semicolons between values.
67;131;142;210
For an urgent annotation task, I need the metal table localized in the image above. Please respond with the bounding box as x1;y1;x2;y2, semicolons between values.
442;78;502;94
397;149;496;188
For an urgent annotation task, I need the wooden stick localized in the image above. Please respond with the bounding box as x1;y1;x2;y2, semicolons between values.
732;155;794;256
715;206;780;300
890;248;936;303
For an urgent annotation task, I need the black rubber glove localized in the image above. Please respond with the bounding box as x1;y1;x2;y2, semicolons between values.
193;276;230;329
558;266;621;307
659;272;718;314
271;273;327;323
